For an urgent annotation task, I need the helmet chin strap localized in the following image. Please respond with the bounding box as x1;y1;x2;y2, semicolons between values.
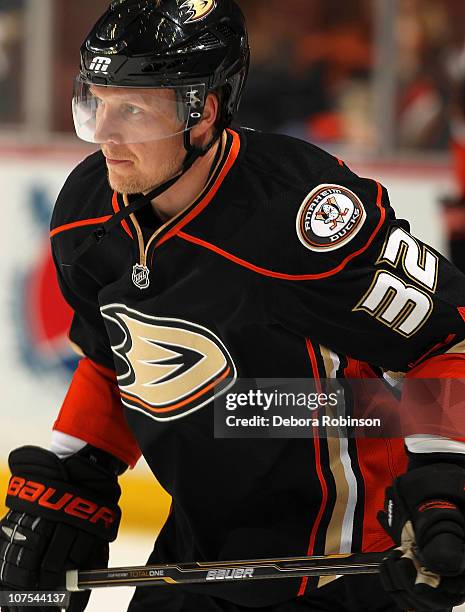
182;126;220;171
70;128;222;266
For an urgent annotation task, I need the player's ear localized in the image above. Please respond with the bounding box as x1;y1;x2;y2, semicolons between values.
190;92;219;145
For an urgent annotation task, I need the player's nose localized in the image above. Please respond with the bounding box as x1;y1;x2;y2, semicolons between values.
94;111;124;145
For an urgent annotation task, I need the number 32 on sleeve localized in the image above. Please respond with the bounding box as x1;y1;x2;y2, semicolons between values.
353;227;439;338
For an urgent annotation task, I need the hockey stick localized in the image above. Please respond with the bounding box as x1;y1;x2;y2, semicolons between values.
66;551;385;591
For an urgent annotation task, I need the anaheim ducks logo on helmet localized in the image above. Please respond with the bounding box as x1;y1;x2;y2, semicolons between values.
180;0;216;24
101;304;236;421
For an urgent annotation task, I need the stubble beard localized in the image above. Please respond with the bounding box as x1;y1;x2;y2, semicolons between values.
107;152;184;195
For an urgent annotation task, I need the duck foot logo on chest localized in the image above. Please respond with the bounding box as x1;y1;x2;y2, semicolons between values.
101;304;237;421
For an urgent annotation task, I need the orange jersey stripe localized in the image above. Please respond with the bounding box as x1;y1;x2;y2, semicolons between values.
53;358;141;468
298;339;328;597
155;129;241;250
408;352;465;378
120;366;231;415
177;181;386;281
407;333;456;370
345;358;401;553
112;191;134;239
50;216;112;238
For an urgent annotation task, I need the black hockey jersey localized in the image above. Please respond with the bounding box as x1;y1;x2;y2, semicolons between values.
50;128;465;606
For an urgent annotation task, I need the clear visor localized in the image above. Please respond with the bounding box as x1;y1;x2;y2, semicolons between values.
72;78;206;144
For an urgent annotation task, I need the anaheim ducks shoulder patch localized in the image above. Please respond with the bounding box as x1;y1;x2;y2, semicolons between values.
101;304;236;422
296;184;366;252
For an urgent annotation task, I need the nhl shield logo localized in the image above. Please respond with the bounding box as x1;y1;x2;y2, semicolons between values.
132;264;150;289
296;184;366;252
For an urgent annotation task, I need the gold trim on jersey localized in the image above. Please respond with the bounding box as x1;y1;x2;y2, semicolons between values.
446;338;465;354
317;346;355;589
123;131;228;269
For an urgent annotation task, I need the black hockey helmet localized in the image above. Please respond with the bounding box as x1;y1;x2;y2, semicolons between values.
73;0;250;145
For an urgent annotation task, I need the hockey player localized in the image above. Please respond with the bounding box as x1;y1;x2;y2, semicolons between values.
2;1;465;611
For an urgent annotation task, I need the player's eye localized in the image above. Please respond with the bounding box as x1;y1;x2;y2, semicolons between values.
122;104;144;118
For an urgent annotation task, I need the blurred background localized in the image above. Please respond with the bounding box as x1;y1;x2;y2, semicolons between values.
3;0;465;152
1;1;465;609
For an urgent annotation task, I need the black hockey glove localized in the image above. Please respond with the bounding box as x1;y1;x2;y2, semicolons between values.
0;445;125;612
378;463;465;611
